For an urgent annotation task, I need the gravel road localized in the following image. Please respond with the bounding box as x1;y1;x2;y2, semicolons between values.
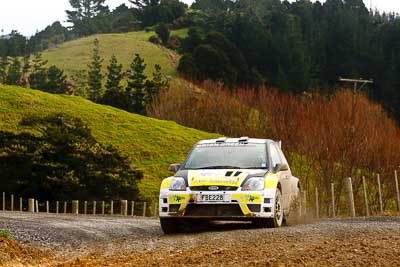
0;212;399;266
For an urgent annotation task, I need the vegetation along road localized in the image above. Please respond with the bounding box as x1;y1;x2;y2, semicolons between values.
0;213;399;266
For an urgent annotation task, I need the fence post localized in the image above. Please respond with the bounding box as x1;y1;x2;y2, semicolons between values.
121;200;128;216
35;200;39;213
331;183;336;218
154;202;158;218
28;199;35;213
301;191;307;216
10;194;14;212
2;192;5;211
345;177;356;217
362;176;370;217
84;201;87;215
377;174;383;213
56;201;59;214
72;200;79;215
143;202;147;217
93;201;97;216
19;197;22;212
131;201;135;216
46;201;49;214
315;187;319;219
395;170;400;212
101;201;105;215
64;201;67;214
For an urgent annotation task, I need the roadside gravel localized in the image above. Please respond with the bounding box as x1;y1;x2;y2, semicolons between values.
0;213;399;266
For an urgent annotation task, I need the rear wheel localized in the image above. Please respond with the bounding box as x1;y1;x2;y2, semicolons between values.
160;218;180;234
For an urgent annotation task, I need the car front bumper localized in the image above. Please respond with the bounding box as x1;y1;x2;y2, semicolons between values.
159;188;277;219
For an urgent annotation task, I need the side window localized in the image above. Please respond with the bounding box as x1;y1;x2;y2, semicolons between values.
269;144;282;167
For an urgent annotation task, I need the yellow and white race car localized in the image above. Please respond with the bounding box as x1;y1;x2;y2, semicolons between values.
159;137;301;234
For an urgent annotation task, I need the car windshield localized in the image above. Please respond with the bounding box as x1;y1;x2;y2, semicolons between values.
182;143;268;170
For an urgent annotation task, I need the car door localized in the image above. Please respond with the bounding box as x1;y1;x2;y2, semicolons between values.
269;143;291;210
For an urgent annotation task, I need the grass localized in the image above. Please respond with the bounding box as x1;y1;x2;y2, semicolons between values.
42;29;187;79
0;85;218;200
0;230;11;239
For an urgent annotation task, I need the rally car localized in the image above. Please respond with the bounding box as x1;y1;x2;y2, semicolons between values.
159;137;301;234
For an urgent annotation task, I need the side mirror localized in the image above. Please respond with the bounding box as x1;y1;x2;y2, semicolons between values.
168;164;181;172
274;163;289;173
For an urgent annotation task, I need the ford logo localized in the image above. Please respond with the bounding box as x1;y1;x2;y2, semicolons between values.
208;186;219;191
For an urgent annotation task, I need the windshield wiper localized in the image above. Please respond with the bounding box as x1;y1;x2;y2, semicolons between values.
193;166;242;170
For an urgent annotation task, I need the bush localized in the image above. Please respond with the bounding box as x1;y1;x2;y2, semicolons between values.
155;23;170;46
0;114;142;201
148;35;161;45
167;35;181;50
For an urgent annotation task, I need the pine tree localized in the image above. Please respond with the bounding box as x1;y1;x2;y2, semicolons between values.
145;64;168;103
102;55;125;108
45;65;71;94
126;54;147;114
0;56;8;84
155;23;170;46
87;38;103;102
21;54;31;87
29;53;48;89
6;57;22;85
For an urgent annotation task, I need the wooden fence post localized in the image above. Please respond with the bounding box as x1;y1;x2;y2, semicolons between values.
64;201;67;214
331;183;336;218
315;187;319;219
143;202;147;217
102;201;105;216
110;200;114;215
56;201;59;214
72;200;79;215
121;200;128;216
10;194;14;212
19;197;22;212
46;201;49;214
154;202;158;218
84;201;87;215
2;192;5;211
301;191;307;216
131;201;135;216
345;177;356;217
28;199;35;213
395;170;400;212
93;201;97;216
35;200;39;213
377;174;383;213
362;176;369;217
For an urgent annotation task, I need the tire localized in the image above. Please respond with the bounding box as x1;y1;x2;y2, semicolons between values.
266;188;284;228
160;218;180;234
252;188;284;228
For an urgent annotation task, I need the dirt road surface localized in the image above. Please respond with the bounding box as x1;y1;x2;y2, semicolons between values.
0;213;399;266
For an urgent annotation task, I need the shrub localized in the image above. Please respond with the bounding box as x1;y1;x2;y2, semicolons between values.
167;35;181;50
148;35;161;45
0;230;11;239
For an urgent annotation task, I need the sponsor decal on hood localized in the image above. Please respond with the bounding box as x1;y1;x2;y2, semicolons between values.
187;169;267;187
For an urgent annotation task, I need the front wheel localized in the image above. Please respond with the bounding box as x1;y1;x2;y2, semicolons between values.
160;218;180;234
267;188;284;228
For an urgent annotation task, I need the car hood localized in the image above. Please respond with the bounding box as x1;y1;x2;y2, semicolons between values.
176;169;268;187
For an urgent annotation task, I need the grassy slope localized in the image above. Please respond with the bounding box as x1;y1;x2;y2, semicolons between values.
42;29;188;78
0;85;218;200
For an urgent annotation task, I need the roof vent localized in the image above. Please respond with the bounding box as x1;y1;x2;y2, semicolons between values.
216;137;227;143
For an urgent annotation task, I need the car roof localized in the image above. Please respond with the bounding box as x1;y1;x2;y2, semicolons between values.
197;137;275;145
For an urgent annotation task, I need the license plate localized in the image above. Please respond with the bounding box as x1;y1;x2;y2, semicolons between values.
197;194;225;202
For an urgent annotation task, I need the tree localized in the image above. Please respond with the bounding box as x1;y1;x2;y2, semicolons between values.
6;57;22;85
29;53;48;89
21;54;31;87
145;64;169;102
155;23;170;46
101;55;126;108
0;56;8;84
44;65;71;94
126;54;147;114
87;38;103;102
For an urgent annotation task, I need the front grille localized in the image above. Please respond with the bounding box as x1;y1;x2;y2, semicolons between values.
184;204;243;217
247;204;261;212
190;186;238;191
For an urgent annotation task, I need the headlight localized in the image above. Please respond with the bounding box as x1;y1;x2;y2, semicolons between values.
242;177;264;191
169;177;187;191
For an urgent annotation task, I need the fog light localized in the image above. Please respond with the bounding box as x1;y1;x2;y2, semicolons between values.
264;207;271;213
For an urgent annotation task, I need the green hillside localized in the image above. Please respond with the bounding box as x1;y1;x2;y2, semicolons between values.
42;29;187;79
0;85;217;200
